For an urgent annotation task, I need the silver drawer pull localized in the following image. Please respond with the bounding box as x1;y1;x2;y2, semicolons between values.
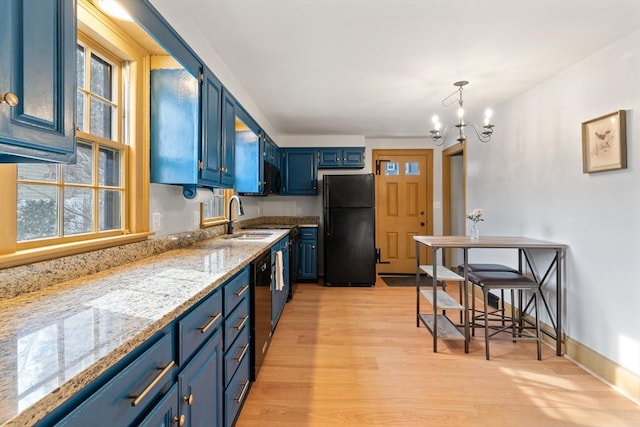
199;312;222;334
129;360;175;407
235;380;250;403
234;285;249;297
235;315;249;330
235;343;249;363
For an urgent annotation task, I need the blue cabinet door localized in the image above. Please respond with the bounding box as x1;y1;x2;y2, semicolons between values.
179;329;224;427
138;384;179;427
220;89;235;187
318;149;341;168
0;0;76;163
200;68;223;186
318;148;365;169
281;148;318;195
342;148;365;168
298;228;318;280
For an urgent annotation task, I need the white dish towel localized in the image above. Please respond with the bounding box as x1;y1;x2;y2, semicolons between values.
275;250;285;291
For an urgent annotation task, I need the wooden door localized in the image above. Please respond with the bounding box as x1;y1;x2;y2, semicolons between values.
374;149;433;274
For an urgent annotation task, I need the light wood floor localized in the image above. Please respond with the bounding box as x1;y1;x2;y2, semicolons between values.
237;279;640;426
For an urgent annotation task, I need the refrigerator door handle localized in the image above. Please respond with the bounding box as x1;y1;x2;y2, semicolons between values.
326;212;331;237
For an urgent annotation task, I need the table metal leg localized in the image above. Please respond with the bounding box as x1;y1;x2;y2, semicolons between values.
432;247;438;352
556;249;562;356
463;249;470;353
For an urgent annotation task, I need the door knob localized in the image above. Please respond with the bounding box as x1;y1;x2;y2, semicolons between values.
1;92;19;107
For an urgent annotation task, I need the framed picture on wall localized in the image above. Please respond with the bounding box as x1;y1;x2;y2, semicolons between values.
581;110;627;173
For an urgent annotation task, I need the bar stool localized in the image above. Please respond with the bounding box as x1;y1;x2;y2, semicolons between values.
458;264;519;334
466;271;542;360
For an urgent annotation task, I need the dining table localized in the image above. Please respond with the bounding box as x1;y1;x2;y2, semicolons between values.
413;236;568;355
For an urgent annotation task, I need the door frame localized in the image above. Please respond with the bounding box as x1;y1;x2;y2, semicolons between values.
441;142;466;267
372;148;434;271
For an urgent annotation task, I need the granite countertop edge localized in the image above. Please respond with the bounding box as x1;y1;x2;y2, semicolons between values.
1;229;291;427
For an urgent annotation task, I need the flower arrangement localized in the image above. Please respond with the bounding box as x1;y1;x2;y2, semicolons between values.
466;208;484;223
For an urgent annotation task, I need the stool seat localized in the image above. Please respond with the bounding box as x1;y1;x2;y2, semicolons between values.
459;263;520;273
467;271;537;289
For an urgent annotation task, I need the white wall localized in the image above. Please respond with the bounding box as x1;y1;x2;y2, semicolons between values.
468;29;640;375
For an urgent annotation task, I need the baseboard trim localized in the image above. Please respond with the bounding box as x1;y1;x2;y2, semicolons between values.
467;286;640;405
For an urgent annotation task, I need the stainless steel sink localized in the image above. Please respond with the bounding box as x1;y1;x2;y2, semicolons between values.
224;231;275;241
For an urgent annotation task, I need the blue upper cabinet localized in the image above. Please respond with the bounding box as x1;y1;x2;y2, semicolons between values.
234;107;264;195
0;0;76;163
200;68;224;186
318;147;365;169
134;0;236;194
220;88;236;187
281;148;318;195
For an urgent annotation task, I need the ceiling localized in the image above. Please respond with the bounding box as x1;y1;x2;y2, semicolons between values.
149;0;640;138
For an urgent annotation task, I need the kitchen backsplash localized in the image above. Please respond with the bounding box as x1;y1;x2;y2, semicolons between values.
0;216;318;301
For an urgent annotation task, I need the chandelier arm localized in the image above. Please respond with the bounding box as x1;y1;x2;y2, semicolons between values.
467;122;492;143
429;122;457;146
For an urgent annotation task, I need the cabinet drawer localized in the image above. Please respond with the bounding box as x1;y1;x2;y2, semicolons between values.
300;227;317;239
57;333;175;426
224;298;249;352
224;353;250;427
178;290;223;365
224;325;250;387
224;267;250;316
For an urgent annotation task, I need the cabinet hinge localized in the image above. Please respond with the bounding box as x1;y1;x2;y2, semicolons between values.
198;160;204;170
199;72;204;82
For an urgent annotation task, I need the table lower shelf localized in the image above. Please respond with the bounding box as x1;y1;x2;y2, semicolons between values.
418;313;465;340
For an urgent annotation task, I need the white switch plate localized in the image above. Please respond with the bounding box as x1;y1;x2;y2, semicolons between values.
296;207;302;215
152;213;163;231
193;210;200;226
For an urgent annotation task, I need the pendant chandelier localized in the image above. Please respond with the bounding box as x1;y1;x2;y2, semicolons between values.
429;80;495;146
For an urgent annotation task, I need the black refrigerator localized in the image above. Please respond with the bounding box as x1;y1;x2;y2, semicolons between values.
323;174;376;286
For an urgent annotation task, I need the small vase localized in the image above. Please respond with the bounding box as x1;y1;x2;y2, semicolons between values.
470;222;480;240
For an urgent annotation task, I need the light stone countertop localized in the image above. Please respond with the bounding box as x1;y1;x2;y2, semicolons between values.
0;229;289;426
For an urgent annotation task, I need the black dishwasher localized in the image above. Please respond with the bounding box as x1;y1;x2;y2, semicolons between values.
250;250;271;381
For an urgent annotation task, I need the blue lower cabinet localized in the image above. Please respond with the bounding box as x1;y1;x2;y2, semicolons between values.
224;353;250;427
298;227;318;281
138;384;180;427
55;333;176;426
179;329;224;427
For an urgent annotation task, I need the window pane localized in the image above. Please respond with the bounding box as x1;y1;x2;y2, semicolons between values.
385;162;399;176
65;142;93;185
99;146;121;186
17;185;58;241
90;53;112;99
99;190;121;231
17;164;58;182
77;45;85;88
203;189;226;219
76;91;85;132
405;162;420;176
64;188;93;235
90;98;113;139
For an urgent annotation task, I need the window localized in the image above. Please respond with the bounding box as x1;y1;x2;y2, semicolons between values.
202;189;233;226
16;41;126;247
0;0;150;268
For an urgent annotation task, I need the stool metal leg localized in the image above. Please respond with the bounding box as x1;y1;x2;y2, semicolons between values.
535;291;542;360
484;289;490;360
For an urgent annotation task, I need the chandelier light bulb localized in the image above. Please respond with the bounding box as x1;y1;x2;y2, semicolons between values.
457;108;464;119
484;108;493;125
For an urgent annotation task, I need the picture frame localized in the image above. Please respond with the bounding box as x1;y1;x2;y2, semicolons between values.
582;110;627;173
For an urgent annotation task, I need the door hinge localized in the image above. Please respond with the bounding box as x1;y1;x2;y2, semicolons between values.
376;248;391;264
199;72;204;82
375;159;391;175
198;160;204;170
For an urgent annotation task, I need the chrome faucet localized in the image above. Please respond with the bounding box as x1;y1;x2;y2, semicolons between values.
227;195;244;234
